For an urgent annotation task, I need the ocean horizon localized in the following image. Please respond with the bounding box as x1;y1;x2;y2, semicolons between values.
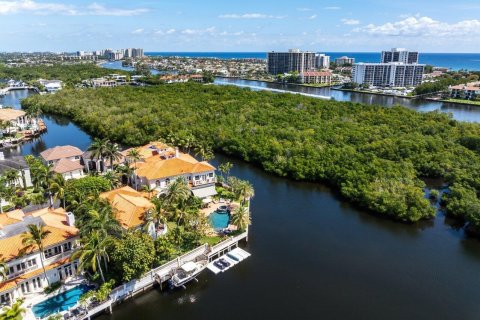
146;52;480;71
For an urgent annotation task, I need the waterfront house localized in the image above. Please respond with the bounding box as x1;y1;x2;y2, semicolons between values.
40;146;85;180
0;208;79;306
38;79;63;93
449;82;480;100
300;71;332;84
0;155;33;189
126;142;217;201
0;109;29;132
99;186;160;237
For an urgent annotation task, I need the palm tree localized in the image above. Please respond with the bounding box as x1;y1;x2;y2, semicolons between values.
230;205;251;231
143;197;166;235
0;259;7;282
218;162;233;181
0;178;15;213
164;178;191;206
104;171;121;190
49;173;66;208
194;144;214;162
238;181;255;204
2;170;19;188
25;104;41;127
88;138;109;173
72;231;110;283
83;205;121;238
0;298;25;320
126;148;140;190
21;224;51;286
105;141;123;171
141;184;155;199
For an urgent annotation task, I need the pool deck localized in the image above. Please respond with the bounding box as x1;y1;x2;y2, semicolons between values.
23;276;88;320
201;201;240;236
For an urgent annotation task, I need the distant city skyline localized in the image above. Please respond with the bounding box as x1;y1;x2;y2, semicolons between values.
0;0;479;53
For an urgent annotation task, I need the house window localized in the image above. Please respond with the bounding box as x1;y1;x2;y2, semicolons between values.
165;178;170;185
209;173;214;178
63;242;72;252
74;156;80;160
155;180;161;187
195;176;199;180
0;293;10;304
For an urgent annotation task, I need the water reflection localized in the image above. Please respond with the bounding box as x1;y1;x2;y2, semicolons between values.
215;78;480;123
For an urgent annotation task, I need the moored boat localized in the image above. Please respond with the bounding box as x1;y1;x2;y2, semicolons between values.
170;260;208;288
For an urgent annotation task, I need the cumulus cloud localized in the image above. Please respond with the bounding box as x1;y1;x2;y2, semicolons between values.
355;16;480;37
0;0;76;15
219;13;285;19
87;3;149;16
155;28;176;35
307;15;317;20
181;27;216;35
0;0;148;16
324;6;341;10
341;18;360;25
131;28;144;34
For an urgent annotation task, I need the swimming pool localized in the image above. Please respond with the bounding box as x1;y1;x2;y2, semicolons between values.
32;284;94;319
209;211;230;230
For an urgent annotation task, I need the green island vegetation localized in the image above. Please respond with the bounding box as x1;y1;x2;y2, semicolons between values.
21;83;480;236
0;63;130;87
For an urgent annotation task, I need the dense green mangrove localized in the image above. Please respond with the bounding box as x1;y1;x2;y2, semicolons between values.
22;84;480;233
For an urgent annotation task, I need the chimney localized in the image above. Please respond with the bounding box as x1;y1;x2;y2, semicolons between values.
66;212;75;227
175;147;179;158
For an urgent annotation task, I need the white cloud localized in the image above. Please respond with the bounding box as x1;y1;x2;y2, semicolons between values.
181;27;216;35
308;15;317;20
131;28;144;34
219;13;285;19
355;16;480;37
87;3;148;16
0;0;76;15
155;28;176;35
324;6;341;10
341;18;360;25
0;0;148;16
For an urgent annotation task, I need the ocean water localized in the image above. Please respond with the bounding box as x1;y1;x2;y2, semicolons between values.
146;52;480;71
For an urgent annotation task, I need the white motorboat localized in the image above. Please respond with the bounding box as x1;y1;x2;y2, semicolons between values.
170;260;207;288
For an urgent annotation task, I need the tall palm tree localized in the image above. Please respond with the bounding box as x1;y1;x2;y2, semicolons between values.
238;181;255;204
21;224;51;286
0;298;25;320
83;206;121;238
88;138;109;173
126;148;140;190
0;259;7;282
105;141;123;171
141;184;155;199
72;231;110;283
164;178;191;207
218;162;233;181
2;169;19;188
49;173;66;208
104;171;121;190
230;205;251;231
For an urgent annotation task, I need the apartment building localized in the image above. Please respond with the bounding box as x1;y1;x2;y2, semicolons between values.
267;49;316;75
315;54;330;69
300;71;332;84
335;56;355;66
449;82;480;99
352;62;425;87
381;48;419;64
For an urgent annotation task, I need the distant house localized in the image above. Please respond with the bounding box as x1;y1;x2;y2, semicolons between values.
449;82;480;100
129;142;217;201
91;78;117;88
38;79;62;93
300;71;332;84
0;155;33;189
0;109;29;131
40;145;84;180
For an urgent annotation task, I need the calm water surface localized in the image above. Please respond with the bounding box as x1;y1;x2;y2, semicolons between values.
2;88;480;320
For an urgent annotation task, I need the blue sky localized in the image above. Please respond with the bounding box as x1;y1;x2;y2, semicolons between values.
0;0;479;52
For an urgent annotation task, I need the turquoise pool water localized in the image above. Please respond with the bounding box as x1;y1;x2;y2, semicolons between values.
209;211;230;230
32;284;94;318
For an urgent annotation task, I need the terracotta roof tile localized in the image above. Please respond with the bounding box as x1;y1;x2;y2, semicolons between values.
52;158;84;174
0;109;26;122
40;145;83;162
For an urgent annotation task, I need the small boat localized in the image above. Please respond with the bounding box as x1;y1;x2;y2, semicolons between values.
170;260;207;288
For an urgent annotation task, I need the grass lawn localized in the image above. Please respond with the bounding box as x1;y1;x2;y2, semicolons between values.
201;235;223;246
444;98;480;106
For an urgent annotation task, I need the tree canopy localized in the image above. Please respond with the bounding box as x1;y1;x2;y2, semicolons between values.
22;83;480;232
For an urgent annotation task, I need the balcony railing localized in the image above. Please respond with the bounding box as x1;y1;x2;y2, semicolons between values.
7;264;38;280
192;177;216;187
